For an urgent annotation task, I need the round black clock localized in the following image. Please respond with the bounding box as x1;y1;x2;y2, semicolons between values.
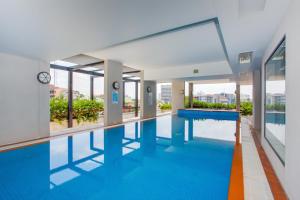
146;86;151;93
112;81;120;90
37;72;51;84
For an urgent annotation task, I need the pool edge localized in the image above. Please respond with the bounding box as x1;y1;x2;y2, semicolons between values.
250;125;288;199
0;113;172;152
228;144;244;200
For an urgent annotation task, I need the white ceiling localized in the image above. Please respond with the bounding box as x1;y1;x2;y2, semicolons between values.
87;22;230;72
63;54;102;66
0;0;290;80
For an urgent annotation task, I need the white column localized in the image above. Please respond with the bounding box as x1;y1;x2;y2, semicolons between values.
140;72;157;119
104;60;123;126
253;69;262;132
171;80;185;114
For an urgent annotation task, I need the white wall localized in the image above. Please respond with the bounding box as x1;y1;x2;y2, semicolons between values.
0;53;50;146
261;0;300;198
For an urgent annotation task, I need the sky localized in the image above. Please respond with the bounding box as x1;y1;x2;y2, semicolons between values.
266;80;285;94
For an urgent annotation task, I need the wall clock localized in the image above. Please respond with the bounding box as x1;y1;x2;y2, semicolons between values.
112;81;120;90
37;72;51;84
146;86;151;93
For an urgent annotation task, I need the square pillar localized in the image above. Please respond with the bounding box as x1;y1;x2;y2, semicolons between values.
140;72;157;119
104;60;123;126
253;69;262;134
171;80;185;114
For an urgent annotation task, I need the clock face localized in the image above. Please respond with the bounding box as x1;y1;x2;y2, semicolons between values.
112;81;120;90
37;72;51;84
147;86;151;93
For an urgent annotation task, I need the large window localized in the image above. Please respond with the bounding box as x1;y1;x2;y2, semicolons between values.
50;62;140;132
50;68;69;131
93;77;104;124
123;81;139;120
93;77;104;102
157;83;172;114
50;67;105;132
264;38;286;164
73;72;91;99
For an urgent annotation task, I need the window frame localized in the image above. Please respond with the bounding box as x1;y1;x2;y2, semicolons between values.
263;36;286;165
50;65;140;129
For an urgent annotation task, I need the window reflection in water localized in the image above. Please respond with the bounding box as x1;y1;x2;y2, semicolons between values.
49;115;235;191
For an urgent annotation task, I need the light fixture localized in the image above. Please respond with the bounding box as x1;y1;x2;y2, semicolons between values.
193;69;199;74
239;52;253;64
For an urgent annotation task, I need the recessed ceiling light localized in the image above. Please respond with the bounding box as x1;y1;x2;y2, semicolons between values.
193;69;199;74
239;52;253;64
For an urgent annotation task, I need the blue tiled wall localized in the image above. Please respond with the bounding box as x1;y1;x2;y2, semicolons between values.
177;109;239;121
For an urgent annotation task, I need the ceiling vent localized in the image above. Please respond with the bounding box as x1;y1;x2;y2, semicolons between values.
239;52;253;64
239;0;266;17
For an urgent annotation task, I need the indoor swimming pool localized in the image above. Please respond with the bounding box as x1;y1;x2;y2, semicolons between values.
0;112;238;200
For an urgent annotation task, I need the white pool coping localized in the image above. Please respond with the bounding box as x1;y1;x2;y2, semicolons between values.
241;118;273;200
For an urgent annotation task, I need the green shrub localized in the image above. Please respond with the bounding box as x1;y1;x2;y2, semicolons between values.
187;99;252;116
50;96;104;123
73;98;104;124
240;102;253;116
159;103;172;110
193;100;208;108
184;96;190;108
50;96;68;122
192;100;236;110
226;104;236;110
266;104;285;111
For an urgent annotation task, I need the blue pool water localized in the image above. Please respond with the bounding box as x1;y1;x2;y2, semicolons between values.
0;114;237;200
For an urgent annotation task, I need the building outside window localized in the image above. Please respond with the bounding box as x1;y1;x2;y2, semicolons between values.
157;83;172;113
49;63;105;132
161;85;172;103
123;81;139;120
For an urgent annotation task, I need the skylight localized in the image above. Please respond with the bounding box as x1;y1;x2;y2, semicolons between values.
122;74;132;78
82;67;101;71
51;60;77;67
128;77;140;80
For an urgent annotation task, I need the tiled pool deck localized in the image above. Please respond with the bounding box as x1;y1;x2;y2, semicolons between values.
241;118;273;199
